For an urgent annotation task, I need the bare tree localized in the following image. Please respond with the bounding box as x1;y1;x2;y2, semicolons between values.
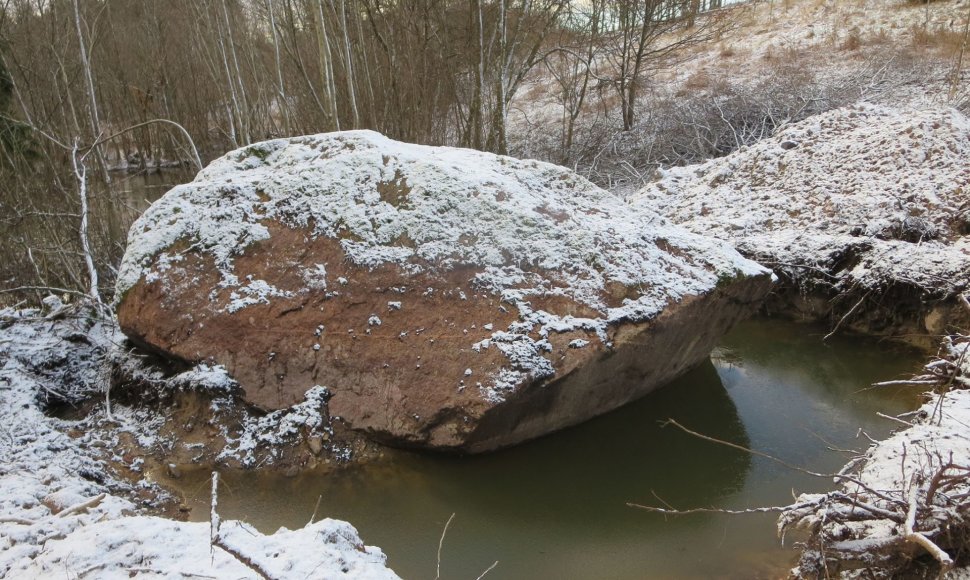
601;0;726;131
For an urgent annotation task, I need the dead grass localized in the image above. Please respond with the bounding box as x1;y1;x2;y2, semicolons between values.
840;28;863;51
682;70;713;91
910;23;966;52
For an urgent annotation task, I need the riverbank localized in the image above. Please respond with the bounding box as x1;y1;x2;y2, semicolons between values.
2;296;948;578
629;101;970;576
632;103;970;349
0;301;399;578
782;339;970;576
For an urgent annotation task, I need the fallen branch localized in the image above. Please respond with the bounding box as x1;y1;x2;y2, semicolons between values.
56;493;105;518
209;472;276;580
662;419;905;507
824;290;871;341
903;482;953;573
127;568;216;579
476;560;499;580
436;512;455;580
875;411;914;426
629;491;903;524
308;494;322;526
628;501;811;517
0;516;37;525
872;379;941;388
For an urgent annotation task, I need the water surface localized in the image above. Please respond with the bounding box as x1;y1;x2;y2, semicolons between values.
174;318;923;579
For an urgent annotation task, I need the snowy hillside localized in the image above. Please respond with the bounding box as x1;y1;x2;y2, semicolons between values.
633;103;970;338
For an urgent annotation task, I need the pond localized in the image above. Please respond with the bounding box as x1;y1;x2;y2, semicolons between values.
167;317;924;579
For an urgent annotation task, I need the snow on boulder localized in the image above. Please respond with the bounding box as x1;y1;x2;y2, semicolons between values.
115;130;770;452
633;104;970;338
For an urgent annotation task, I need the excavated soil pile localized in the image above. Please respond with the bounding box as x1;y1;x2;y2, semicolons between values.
634;104;970;341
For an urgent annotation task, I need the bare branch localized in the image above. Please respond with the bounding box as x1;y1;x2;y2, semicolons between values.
435;512;455;580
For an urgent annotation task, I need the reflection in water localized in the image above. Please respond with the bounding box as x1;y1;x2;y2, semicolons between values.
171;317;923;579
96;169;194;215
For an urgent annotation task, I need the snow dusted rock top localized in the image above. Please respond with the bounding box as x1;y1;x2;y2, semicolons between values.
116;130;769;451
118;130;762;318
633;104;970;337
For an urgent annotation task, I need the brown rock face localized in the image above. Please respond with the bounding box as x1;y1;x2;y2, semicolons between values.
116;131;771;452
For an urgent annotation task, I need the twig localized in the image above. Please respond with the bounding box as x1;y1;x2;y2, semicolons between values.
903;481;953;573
210;472;220;547
958;293;970;315
83;118;204;172
824;290;871;341
70;140;102;306
931;341;968;425
630;491;902;523
876;412;914;426
210;471;276;580
662;419;905;507
308;494;323;526
127;569;216;579
761;261;838;279
56;493;106;518
476;560;499;580
0;516;37;525
871;379;941;388
436;512;455;580
0;286;91;299
628;502;805;516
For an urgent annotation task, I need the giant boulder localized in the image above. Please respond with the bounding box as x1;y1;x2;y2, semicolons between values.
116;131;771;452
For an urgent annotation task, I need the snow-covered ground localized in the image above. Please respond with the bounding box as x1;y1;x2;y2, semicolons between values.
783;379;970;576
0;302;398;579
631;102;970;340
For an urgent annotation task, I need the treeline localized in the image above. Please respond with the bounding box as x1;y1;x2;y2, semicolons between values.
0;0;730;165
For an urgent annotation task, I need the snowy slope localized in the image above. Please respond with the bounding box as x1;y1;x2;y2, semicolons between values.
633;103;970;298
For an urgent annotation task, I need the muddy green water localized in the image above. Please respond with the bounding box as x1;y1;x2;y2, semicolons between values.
171;318;923;579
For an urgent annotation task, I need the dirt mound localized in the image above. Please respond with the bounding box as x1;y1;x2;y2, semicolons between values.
634;104;970;341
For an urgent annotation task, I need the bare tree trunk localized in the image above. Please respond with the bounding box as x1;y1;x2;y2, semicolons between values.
563;0;601;161
266;0;290;135
338;0;359;128
354;6;378;128
492;0;509;155
71;0;110;181
221;0;252;144
316;0;339;131
688;0;700;28
70;142;100;305
470;0;485;150
211;0;242;147
950;1;970;100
